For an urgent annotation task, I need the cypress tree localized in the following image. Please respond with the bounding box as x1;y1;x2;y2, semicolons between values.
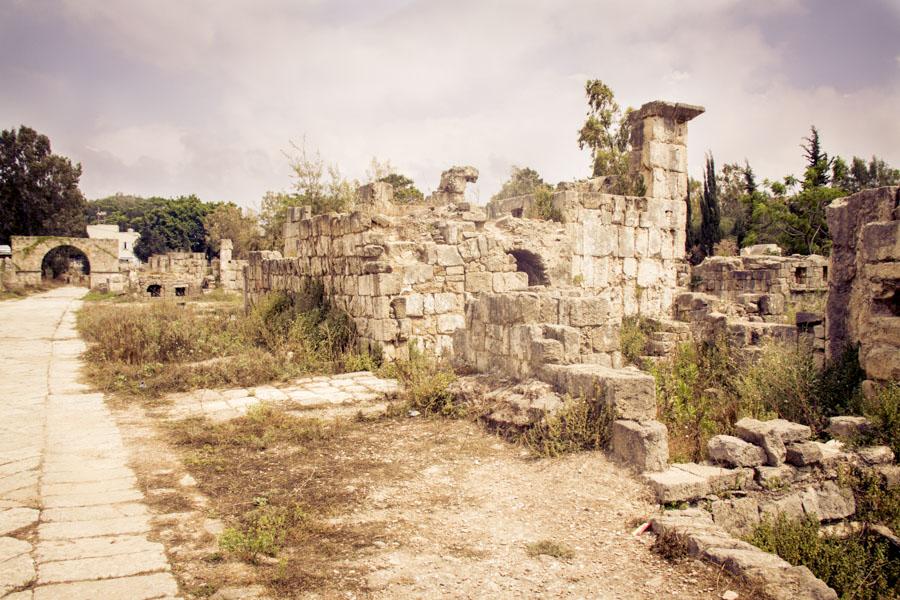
700;153;721;256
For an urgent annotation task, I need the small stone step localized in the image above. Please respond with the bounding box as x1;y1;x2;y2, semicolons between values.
643;463;751;504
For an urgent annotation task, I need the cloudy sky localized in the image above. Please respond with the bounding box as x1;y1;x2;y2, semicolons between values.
2;0;899;209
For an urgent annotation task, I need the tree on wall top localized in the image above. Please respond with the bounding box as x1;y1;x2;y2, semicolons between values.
576;80;644;196
0;125;87;244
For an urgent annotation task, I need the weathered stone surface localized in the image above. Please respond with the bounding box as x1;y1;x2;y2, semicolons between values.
674;463;752;493
0;507;39;535
786;442;823;467
483;380;563;429
37;549;169;584
711;497;760;537
857;445;894;465
811;481;856;521
767;419;812;443
708;435;766;467
36;535;164;563
643;468;709;503
1;553;35;595
735;418;787;466
610;420;668;472
32;572;179;600
756;464;797;489
827;416;870;439
760;493;805;522
875;464;900;488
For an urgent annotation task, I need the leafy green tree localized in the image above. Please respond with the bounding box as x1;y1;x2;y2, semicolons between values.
845;156;900;192
700;154;721;256
801;126;831;189
491;166;548;201
204;202;260;259
378;173;424;204
0;125;87;244
133;195;215;261
577;80;643;195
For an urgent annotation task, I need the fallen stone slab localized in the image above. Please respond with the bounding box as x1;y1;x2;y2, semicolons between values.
708;434;766;467
643;468;709;504
827;416;870;439
610;420;669;472
735;418;787;466
33;571;179;600
541;364;656;420
857;445;894;465
811;481;855;521
786;442;824;467
756;464;797;489
711;497;761;538
673;463;753;493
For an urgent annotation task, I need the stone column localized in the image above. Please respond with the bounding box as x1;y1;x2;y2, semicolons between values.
628;101;705;201
220;238;233;264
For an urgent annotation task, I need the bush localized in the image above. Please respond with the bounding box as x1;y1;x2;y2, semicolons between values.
748;515;899;600
734;340;822;430
859;383;900;458
652;337;740;462
619;316;658;366
520;396;613;458
220;502;309;562
526;186;562;222
817;344;865;417
380;344;459;416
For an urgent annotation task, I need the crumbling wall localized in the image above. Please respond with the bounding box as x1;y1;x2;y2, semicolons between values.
826;186;900;381
692;254;827;320
245;195;528;359
139;252;209;297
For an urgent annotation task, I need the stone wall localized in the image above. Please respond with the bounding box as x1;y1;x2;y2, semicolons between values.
245;199;527;360
9;235;123;291
139;252;210;297
826;186;900;382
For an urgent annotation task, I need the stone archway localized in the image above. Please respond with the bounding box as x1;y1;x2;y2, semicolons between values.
10;236;121;290
40;245;91;285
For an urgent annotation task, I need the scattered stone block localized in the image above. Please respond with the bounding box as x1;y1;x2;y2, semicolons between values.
643;468;710;504
674;463;752;493
711;497;761;537
735;418;786;466
755;464;797;489
827;416;870;439
875;464;900;488
708;435;767;467
786;442;823;467
811;481;856;521
760;492;805;522
611;420;669;472
857;445;894;465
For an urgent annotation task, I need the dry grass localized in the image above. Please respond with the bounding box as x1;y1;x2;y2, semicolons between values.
525;539;575;560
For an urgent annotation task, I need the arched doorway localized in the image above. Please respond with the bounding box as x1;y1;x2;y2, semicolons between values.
41;245;91;286
508;249;550;286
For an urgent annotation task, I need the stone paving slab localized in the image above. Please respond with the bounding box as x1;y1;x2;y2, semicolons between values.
165;370;401;422
0;288;181;599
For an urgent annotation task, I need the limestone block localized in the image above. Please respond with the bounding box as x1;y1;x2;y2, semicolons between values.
675;463;752;493
786;442;823;467
403;263;434;285
530;338;565;365
707;435;767;467
755;464;797;488
492;271;528;293
760;493;805;522
623;257;637;277
373;273;402;296
435;245;463;266
611;419;669;472
433;292;460;313
465;271;493;293
566;297;611;326
857;445;894;465
711;497;761;538
437;313;465;334
735;418;786;466
542;364;656;420
643;467;710;503
637;258;661;287
811;481;855;521
618;226;635;257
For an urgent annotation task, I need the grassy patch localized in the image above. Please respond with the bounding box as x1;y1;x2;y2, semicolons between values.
652;529;690;561
858;382;900;458
0;281;60;300
380;345;459;416
747;515;900;600
525;539;575;560
78;288;372;402
519;396;613;458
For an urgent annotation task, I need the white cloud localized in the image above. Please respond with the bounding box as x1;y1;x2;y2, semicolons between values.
3;0;898;206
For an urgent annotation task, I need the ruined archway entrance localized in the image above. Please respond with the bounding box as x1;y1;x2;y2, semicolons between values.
508;249;550;286
40;245;91;285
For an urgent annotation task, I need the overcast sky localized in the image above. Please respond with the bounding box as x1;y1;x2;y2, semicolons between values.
2;0;899;210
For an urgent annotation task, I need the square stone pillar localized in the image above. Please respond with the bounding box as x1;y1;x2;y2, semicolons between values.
628;101;705;202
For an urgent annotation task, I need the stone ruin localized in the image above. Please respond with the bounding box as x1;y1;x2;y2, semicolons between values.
240;98;900;597
137;240;247;298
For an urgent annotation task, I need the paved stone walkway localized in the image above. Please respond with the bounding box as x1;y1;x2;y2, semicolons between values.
165;372;400;422
0;288;179;599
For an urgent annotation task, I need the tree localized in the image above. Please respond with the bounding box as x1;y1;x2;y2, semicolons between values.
491;166;547;201
378;173;424;204
576;80;643;195
699;154;721;256
133;195;215;261
0;125;87;244
204;203;260;259
801;126;831;189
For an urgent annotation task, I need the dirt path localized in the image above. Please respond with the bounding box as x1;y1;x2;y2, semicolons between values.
0;288;179;599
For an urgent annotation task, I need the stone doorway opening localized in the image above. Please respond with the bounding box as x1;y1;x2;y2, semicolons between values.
147;284;162;297
508;249;549;286
40;245;90;285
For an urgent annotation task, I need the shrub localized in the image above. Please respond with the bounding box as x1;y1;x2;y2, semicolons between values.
526;186;562;222
220;502;309;562
734;339;822;430
381;344;459;416
620;316;658;366
817;344;865;417
748;515;899;600
652;337;740;462
520;396;613;458
859;382;900;458
843;465;900;533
